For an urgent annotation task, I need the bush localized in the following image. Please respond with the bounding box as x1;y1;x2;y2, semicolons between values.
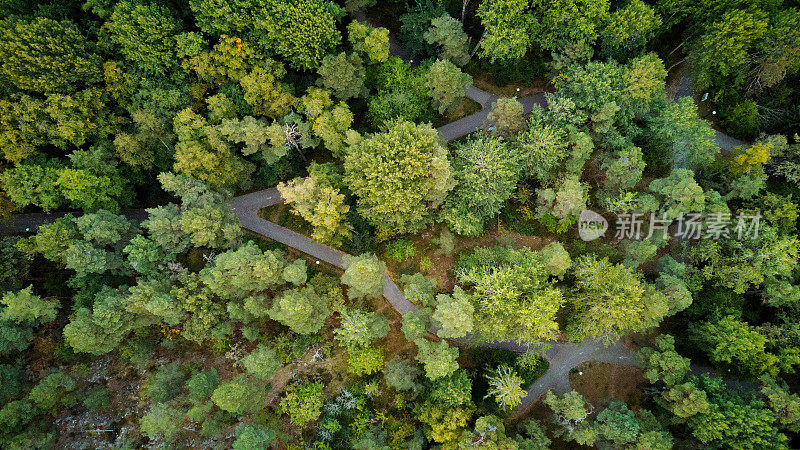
186;368;220;404
721;100;760;139
143;362;184;403
83;386;111;411
233;423;276;450
212;376;268;414
280;380;324;426
27;371;76;413
384;239;416;262
241;345;282;380
140;402;185;441
347;345;384;376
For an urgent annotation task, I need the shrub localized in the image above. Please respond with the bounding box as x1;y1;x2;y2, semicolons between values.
140;402;184;441
280;380;324;426
383;239;416;262
233;423;276;449
27;371;76;413
241;345;282;380
211;376;268;414
347;345;384;376
143;362;184;403
186;368;220;404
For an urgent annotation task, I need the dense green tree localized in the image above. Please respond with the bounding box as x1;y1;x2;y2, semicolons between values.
399;0;447;58
344;119;453;235
280;380;323;426
530;0;610;51
341;253;386;300
457;246;563;343
638;335;691;386
649;169;705;219
487;97;526;138
334;308;389;349
347;21;390;63
27;371;76;413
516;418;552;449
400;273;436;306
647;98;719;169
239;62;296;119
441;133;522;235
103;0;183;75
0;17;102;94
476;0;535;63
233;423;276;450
201;243;287;300
485;365;526;410
416;339;460;380
432;287;474;339
425;59;472;114
1;286;58;325
211;376;267;414
258;0;345;70
544;390;597;445
383;357;422;392
540;241;572;279
690;315;778;376
424;15;470;66
268;286;329;334
241;344;282;380
599;0;661;59
317;52;367;100
278;175;350;246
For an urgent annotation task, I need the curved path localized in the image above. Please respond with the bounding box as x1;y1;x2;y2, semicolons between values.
0;13;752;417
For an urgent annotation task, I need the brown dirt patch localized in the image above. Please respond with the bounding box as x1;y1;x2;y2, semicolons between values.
569;361;647;411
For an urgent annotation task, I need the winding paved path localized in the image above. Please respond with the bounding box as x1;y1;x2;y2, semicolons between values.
0;13;753;417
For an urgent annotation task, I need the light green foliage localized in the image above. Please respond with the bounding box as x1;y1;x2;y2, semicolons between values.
278;175;350;246
0;158;65;211
200;243;287;300
484;365;526;410
516;418;552;449
530;0;609;51
103;0;182;75
334;308;389;349
424;15;470;66
690;315;778;376
63;288;138;354
143;362;184;403
259;0;344;70
0;399;34;434
656;274;693;315
568;255;659;344
242;344;282;380
0;17;102;94
347;345;384;376
488;97;526;138
602;146;646;193
384;357;422;392
441;133;522;236
347;21;389;63
172;107;254;187
233;423;276;450
140;402;184;440
416;339;459;380
425;58;472;114
280;380;324;426
599;0;661;59
402;308;432;342
317;52;367;100
476;0;535;63
456;246;563;343
1;286;58;324
649;169;705;219
535;175;588;219
458;415;519;447
282;259;307;286
638;335;690;386
761;376;800;433
186;368;220;404
517;112;570;182
594;401;640;447
341;253;386;300
219;116;288;163
300;88;354;157
400;273;436;306
647;97;719;169
690;9;768;92
268;287;329;334
544;390;597;445
27;371;76;413
432;287;474;339
687;375;786;448
540;242;571;279
180;206;242;249
239;62;296;119
212;376;267;414
761;193;799;234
